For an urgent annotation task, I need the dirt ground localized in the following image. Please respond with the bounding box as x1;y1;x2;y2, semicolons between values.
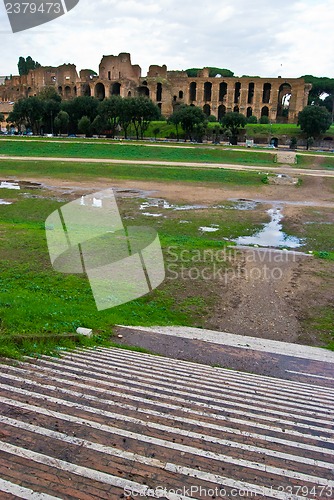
6;173;334;346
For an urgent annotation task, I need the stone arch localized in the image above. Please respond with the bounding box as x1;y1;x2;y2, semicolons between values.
247;83;254;104
263;83;271;104
142;80;148;86
81;83;91;97
178;90;184;99
204;82;212;101
233;105;239;113
156;83;162;101
27;86;33;97
189;82;197;101
74;86;77;96
219;82;227;101
203;104;211;116
277;83;292;121
246;107;253;118
234;82;241;104
127;91;132;97
94;82;105;100
111;82;121;95
218;104;226;121
137;86;150;97
57;86;62;95
261;106;269;117
64;86;71;98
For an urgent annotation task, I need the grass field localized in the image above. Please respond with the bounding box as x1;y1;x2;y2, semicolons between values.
0;184;270;358
0;159;270;185
0;138;276;165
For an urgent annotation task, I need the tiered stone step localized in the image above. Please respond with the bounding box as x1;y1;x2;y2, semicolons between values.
0;347;333;499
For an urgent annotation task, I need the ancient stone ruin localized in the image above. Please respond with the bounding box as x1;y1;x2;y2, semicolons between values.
0;52;311;123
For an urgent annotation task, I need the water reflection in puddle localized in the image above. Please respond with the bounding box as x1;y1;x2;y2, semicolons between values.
139;198;207;212
199;225;219;233
0;181;20;190
235;207;302;249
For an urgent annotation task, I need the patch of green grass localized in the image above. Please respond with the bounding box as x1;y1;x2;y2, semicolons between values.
296;154;334;169
0;137;275;165
303;307;334;350
0;159;267;186
282;207;334;253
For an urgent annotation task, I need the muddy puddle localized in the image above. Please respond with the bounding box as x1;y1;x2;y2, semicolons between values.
139;198;208;215
235;206;303;249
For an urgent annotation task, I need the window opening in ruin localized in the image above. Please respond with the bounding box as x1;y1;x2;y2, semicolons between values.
203;104;211;116
219;82;227;101
247;83;254;104
218;104;226;121
94;82;105;100
261;106;269;117
276;83;292;122
234;82;241;104
204;82;212;101
137;86;150;97
156;83;162;101
189;82;197;101
111;82;121;95
263;83;271;103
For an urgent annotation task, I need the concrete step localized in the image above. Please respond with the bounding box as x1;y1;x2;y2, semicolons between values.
0;347;333;499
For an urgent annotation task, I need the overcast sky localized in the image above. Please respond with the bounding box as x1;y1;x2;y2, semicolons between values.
1;0;334;78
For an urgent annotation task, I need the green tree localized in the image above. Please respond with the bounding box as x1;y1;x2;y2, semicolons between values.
118;98;133;139
247;116;258;124
54;111;69;135
130;97;160;140
78;116;91;137
18;56;41;76
186;67;234;77
91;115;107;136
303;75;334;122
297;105;332;148
221;112;247;145
169;105;207;141
62;96;98;134
98;96;122;138
0;113;4;123
7;97;44;134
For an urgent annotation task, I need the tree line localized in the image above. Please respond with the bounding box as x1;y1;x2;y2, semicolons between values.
7;88;161;139
6;85;332;145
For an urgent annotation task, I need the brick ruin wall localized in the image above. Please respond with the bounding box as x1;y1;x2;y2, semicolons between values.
0;53;311;124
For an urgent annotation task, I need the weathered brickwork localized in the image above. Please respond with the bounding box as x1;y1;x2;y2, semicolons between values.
0;52;311;123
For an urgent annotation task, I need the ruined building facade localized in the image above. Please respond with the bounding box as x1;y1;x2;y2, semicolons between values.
0;53;311;124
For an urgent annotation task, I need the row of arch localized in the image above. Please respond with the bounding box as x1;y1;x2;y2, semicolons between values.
200;104;271;120
189;82;292;106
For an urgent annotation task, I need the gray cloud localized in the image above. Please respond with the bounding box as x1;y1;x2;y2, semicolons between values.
0;0;333;77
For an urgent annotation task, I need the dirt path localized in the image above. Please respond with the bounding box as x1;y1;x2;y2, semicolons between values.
206;249;308;342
